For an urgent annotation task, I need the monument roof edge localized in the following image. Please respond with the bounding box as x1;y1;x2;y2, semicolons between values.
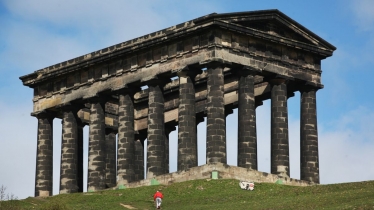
20;9;336;86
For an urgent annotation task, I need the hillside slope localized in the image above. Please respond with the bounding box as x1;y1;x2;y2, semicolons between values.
2;179;374;209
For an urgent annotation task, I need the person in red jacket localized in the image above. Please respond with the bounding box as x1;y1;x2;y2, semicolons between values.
153;190;164;209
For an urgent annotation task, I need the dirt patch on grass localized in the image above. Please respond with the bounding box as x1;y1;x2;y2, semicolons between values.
120;203;137;209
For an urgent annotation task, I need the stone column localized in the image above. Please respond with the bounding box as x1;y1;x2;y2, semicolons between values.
105;129;116;188
177;69;198;171
146;79;166;178
117;90;136;185
300;87;320;183
237;69;257;170
87;99;106;191
165;123;176;173
60;107;81;194
34;112;54;197
134;131;146;181
206;62;226;164
270;79;290;177
77;124;84;192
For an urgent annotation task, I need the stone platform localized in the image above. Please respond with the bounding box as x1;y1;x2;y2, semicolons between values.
118;163;313;190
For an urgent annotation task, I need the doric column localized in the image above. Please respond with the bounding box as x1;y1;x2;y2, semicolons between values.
165;123;176;173
300;87;320;183
134;131;146;181
206;62;226;164
105;129;116;188
34;112;54;197
117;89;136;185
146;78;166;178
270;79;290;177
77;124;84;192
87;98;106;191
177;69;198;171
237;68;257;170
60;106;81;194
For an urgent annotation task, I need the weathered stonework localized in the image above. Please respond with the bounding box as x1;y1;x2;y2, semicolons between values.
117;91;136;185
87;100;106;191
300;87;319;183
35;113;54;197
206;62;226;164
146;82;166;178
177;70;198;171
134;138;145;181
237;69;257;169
77;124;84;192
123;163;314;189
60;108;81;194
20;10;335;196
105;129;116;188
270;79;290;177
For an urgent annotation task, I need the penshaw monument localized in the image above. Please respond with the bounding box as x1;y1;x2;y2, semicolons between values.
20;10;335;197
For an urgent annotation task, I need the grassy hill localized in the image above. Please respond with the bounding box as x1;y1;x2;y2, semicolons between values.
2;179;374;209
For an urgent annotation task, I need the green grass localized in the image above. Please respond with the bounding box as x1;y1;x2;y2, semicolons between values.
2;179;374;210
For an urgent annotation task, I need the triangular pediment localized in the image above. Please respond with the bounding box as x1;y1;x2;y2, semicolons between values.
200;10;336;51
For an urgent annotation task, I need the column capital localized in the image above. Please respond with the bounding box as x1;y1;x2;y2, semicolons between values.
114;85;140;96
105;127;117;135
196;113;205;125
31;110;55;119
237;65;261;77
200;58;231;69
268;78;287;85
299;82;322;92
165;122;176;135
255;100;263;108
86;95;110;105
267;74;294;86
57;102;82;113
141;75;169;87
135;130;147;142
174;66;201;79
225;104;235;117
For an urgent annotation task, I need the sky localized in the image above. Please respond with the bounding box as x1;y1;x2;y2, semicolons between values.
0;0;374;200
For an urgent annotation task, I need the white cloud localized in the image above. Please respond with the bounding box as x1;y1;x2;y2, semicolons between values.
319;106;374;184
0;103;37;199
351;0;374;32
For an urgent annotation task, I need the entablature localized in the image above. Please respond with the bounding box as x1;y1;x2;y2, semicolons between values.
20;10;335;89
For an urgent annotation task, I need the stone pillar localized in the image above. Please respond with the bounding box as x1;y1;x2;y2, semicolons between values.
146;79;166;178
34;112;54;197
206;62;226;164
237;69;257;170
60;107;81;194
177;69;198;171
270;79;290;177
165;123;176;173
105;129;116;188
300;87;320;183
77;124;84;192
117;90;136;185
134;131;146;181
87;99;106;191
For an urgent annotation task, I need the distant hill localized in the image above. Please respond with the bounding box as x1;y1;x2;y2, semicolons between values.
2;179;374;209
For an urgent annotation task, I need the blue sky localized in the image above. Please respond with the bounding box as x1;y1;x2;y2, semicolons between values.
1;0;374;199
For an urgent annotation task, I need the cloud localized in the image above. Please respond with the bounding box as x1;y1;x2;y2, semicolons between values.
319;106;374;184
351;0;374;32
0;103;37;199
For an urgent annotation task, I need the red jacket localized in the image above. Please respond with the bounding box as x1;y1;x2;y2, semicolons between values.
153;191;163;200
